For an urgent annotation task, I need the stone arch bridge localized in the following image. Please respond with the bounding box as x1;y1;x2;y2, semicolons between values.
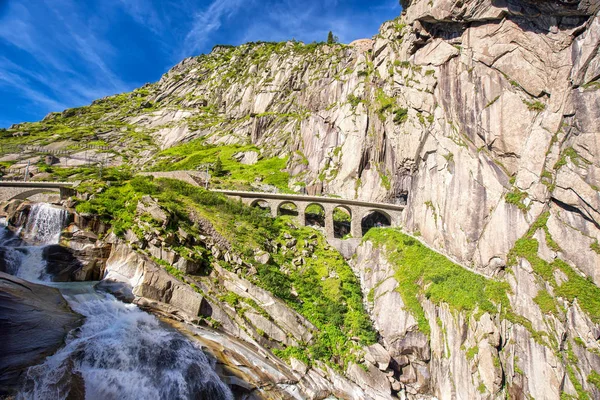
213;190;404;239
0;181;77;202
0;175;405;240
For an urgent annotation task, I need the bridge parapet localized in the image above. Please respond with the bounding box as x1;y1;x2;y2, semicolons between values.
0;181;76;202
215;190;404;239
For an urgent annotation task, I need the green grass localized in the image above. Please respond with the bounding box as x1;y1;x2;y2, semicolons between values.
466;346;479;360
393;108;408;125
588;371;600;390
505;188;529;212
523;100;546;112
507;214;600;324
75;176;375;370
363;228;510;335
151;141;290;190
266;217;377;366
591;241;600;255
375;89;396;121
554;147;591;170
333;207;351;222
534;289;558;315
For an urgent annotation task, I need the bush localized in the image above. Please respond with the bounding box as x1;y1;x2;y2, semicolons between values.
393;108;408;124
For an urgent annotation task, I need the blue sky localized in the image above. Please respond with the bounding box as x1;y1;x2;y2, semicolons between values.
0;0;401;128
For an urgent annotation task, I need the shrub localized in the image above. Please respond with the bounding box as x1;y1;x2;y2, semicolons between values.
393;108;408;124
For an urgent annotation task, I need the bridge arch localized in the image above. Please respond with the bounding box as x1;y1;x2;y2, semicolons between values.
333;205;352;238
305;203;325;228
361;209;392;236
8;188;60;201
250;199;271;213
277;201;299;217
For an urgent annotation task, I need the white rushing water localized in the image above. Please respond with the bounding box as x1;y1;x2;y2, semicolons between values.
0;204;65;282
2;205;233;399
22;203;69;245
17;284;233;400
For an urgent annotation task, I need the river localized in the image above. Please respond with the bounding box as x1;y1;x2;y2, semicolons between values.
0;203;233;400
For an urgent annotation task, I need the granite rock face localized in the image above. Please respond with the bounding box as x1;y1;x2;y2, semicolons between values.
354;235;600;400
93;0;599;279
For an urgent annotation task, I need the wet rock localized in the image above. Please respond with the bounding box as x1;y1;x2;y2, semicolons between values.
0;272;82;395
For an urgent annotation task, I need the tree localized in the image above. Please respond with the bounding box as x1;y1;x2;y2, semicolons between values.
327;31;339;44
213;158;224;177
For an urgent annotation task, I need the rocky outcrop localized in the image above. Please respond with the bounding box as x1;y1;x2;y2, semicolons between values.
354;233;600;399
0;272;82;395
2;0;598;281
102;242;378;399
1;1;599;398
82;0;597;281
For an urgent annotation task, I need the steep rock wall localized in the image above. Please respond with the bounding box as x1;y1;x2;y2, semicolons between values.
354;233;600;399
117;1;600;277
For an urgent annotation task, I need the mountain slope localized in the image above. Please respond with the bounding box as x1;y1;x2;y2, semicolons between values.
1;1;600;398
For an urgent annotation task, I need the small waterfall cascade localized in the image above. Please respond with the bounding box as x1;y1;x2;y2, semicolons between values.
17;283;233;400
2;207;234;399
22;203;69;245
0;203;68;282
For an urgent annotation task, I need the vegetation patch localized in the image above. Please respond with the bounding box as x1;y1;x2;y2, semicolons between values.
554;147;592;170
150;140;290;191
523;100;546;112
505;188;529;212
507;213;600;324
363;228;510;335
75;176;374;370
393;108;409;125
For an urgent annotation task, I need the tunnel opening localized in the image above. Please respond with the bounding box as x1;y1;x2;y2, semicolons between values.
305;203;325;228
333;206;352;239
278;202;298;217
361;210;391;236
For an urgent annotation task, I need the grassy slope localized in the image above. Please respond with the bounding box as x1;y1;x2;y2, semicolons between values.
363;228;510;335
149;139;290;191
76;176;374;369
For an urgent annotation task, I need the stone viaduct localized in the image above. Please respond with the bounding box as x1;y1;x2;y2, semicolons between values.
0;173;405;241
213;190;404;239
0;181;76;202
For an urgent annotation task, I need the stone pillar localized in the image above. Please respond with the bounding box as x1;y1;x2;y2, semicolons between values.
270;200;279;218
296;201;306;227
324;204;335;239
351;207;363;238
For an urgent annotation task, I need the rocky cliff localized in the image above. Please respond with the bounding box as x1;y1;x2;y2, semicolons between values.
1;0;600;398
6;0;598;275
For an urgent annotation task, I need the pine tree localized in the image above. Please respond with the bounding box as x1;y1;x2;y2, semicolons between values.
327;31;335;44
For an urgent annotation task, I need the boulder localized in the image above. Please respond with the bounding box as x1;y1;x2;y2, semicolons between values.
364;343;392;371
0;272;82;395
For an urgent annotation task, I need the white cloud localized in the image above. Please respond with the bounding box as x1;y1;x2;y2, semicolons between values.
0;0;129;120
181;0;246;57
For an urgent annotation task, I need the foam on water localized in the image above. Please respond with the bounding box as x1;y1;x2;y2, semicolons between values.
18;284;233;400
0;203;68;282
22;203;69;245
3;206;233;399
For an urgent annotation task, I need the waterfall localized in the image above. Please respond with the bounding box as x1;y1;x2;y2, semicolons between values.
0;203;69;282
3;206;234;399
22;203;69;245
18;283;233;400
